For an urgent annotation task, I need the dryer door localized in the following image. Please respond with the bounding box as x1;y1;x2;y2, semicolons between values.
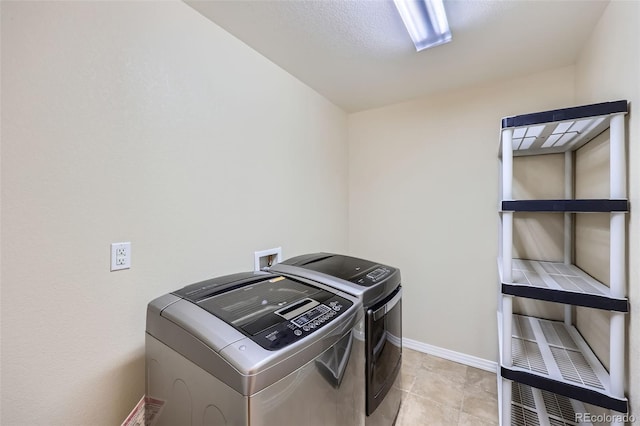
365;286;402;416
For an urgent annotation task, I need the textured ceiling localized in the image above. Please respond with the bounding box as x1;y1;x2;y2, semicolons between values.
185;0;609;113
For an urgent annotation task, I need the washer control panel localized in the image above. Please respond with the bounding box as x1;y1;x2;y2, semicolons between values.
253;295;352;350
291;300;344;334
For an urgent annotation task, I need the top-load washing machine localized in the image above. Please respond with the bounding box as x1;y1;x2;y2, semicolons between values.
145;271;364;426
270;253;403;426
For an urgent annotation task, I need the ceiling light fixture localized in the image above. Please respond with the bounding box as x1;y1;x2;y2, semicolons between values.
393;0;452;51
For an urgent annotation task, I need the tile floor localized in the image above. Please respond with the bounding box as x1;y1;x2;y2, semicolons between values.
396;348;499;426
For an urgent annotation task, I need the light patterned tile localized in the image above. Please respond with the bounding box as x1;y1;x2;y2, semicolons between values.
399;368;417;392
458;411;498;426
465;367;498;395
399;349;500;424
411;369;465;409
402;348;424;375
461;385;498;422
421;354;468;384
396;392;459;426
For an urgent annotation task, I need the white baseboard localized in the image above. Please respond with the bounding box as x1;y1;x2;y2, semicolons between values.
402;337;498;373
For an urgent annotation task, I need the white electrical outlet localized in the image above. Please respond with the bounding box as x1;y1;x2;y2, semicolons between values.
254;247;282;271
111;242;131;271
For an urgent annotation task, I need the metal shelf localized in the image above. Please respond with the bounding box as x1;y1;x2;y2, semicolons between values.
499;100;628;157
500;259;629;312
500;315;628;413
498;100;629;425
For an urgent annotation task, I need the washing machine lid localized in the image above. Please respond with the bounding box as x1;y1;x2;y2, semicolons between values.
194;276;321;334
171;273;354;351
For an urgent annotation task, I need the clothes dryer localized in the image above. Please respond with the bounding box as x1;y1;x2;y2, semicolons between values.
270;253;403;426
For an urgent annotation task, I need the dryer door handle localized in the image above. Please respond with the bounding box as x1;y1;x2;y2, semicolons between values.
372;288;402;321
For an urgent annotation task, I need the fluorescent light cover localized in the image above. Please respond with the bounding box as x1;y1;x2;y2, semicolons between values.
393;0;452;51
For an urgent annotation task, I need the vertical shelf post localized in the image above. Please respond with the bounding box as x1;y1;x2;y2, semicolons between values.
563;151;573;265
501;127;514;367
609;112;626;409
502;128;513;284
501;128;513;426
502;378;511;426
501;129;513;201
564;151;573;325
609;112;626;298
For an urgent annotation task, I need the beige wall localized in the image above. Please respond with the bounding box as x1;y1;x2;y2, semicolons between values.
0;1;348;424
348;66;575;361
2;0;638;424
574;0;640;416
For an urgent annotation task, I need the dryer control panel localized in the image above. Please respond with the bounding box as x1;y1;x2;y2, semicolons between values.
349;267;393;287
